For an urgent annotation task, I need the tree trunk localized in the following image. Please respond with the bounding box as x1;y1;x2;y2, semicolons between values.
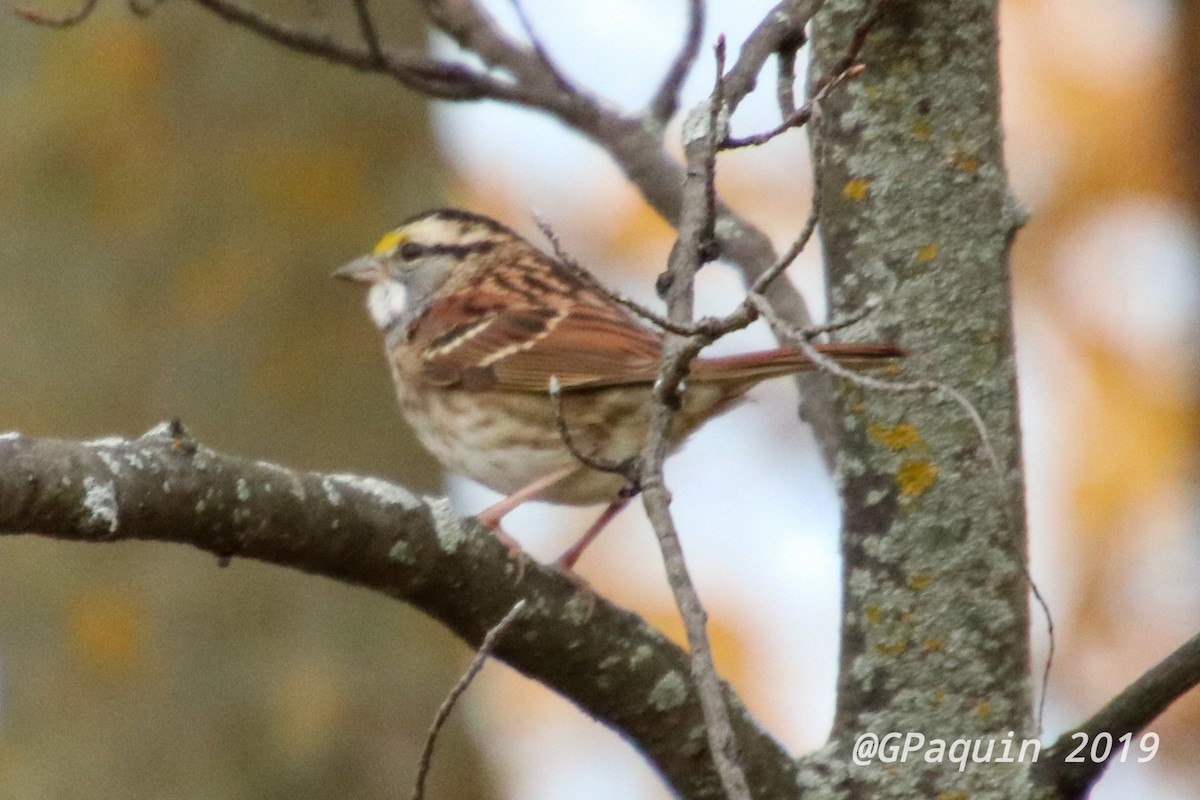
809;0;1033;794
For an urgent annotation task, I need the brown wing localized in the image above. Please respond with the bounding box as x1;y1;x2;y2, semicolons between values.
409;260;664;393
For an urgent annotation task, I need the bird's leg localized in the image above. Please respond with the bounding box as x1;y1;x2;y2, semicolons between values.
475;465;577;549
553;495;632;570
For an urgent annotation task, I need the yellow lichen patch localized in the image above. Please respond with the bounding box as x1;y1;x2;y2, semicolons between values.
907;573;934;591
851;402;866;413
864;605;884;625
921;638;943;651
952;150;980;173
916;242;939;263
843;178;871;202
868;422;922;451
875;639;909;656
975;700;991;718
934;690;946;704
897;460;939;497
911;118;931;141
937;793;970;800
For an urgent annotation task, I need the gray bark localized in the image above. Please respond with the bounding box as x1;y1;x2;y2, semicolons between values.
805;0;1033;796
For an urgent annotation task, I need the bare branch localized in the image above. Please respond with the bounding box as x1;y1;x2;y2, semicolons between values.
531;212;710;337
0;428;798;800
722;0;883;148
350;0;384;64
701;37;726;264
507;0;577;94
647;0;705;127
722;0;824;115
639;47;752;800
1036;631;1200;799
721;63;862;149
547;376;639;481
752;295;1003;478
187;0;531;102
418;0;597;117
748;193;820;296
411;600;526;800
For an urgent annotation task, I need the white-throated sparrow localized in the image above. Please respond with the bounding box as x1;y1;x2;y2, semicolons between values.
335;208;903;567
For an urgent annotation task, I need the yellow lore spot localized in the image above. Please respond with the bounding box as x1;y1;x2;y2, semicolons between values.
916;243;939;263
373;229;408;256
843;178;871;202
897;460;939;497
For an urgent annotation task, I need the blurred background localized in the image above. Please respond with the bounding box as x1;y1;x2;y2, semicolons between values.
1;0;1197;798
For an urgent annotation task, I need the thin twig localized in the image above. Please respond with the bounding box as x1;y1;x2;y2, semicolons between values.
547;376;639;480
187;0;533;103
700;37;726;266
411;600;527;800
722;63;863;149
508;0;576;94
787;295;880;339
749;194;821;297
531;212;711;337
14;0;99;26
350;0;384;63
639;37;753;800
534;194;823;350
648;0;705;126
752;295;1001;481
723;0;883;148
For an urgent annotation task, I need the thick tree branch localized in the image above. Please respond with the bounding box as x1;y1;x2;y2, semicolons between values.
0;427;796;800
1034;631;1200;799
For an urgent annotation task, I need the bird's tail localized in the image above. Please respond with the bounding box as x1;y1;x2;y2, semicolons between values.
692;342;908;382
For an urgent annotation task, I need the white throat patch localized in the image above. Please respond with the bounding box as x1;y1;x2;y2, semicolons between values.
366;280;409;330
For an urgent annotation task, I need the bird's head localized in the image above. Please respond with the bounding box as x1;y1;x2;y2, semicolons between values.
334;208;515;330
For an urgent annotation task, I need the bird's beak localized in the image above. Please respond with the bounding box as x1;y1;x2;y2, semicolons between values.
332;255;385;284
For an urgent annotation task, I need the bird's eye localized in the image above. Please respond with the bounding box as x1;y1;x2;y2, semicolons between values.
398;241;424;261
